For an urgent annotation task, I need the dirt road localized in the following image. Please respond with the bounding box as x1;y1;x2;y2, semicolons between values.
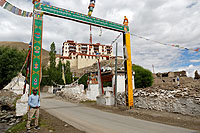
41;93;198;133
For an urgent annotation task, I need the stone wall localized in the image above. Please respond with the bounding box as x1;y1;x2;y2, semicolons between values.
133;86;200;116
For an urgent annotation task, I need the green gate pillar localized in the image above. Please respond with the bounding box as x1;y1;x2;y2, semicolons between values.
30;11;43;95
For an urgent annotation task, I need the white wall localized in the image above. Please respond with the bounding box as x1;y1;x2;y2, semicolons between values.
112;74;135;93
86;84;99;100
62;84;84;94
77;56;97;69
3;74;29;95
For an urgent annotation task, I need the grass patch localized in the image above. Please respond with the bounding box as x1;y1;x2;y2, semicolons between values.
6;115;27;133
5;114;49;133
39;117;47;128
80;100;96;103
39;115;55;131
6;121;26;133
6;110;55;133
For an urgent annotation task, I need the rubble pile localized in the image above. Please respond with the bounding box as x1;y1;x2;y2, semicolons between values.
116;79;200;116
56;85;88;103
116;92;126;106
0;90;18;111
0;110;20;126
134;86;200;99
0;90;22;132
56;91;88;103
135;82;200;116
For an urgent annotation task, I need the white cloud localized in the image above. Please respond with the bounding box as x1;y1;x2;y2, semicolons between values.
190;59;200;63
0;0;200;73
178;64;200;77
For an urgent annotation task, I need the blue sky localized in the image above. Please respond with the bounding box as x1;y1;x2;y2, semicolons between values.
171;49;200;70
0;0;199;77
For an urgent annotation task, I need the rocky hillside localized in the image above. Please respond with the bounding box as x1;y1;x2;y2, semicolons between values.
71;58;125;76
0;41;50;66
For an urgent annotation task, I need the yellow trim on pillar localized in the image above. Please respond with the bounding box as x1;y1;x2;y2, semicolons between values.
125;32;134;107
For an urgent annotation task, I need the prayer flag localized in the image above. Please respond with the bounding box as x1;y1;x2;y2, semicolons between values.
14;7;19;14
11;6;16;13
29;12;33;17
18;9;22;15
26;12;29;17
4;2;12;11
22;11;26;17
3;2;8;8
0;0;6;7
29;41;32;46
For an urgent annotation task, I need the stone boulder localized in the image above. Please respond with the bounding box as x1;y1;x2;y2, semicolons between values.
0;90;18;111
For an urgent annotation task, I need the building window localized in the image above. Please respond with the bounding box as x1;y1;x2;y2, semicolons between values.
81;56;83;58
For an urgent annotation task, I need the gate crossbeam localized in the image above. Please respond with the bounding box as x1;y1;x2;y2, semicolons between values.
34;2;129;32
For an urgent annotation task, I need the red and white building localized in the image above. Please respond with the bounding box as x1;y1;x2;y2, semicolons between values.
60;40;113;69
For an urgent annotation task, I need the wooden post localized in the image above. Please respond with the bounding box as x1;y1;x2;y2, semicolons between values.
123;16;133;108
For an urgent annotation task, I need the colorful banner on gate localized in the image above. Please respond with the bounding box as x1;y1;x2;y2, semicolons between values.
0;0;32;17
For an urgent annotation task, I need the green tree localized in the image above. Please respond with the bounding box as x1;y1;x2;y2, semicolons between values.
48;42;57;86
132;64;153;88
41;42;73;86
64;61;72;84
41;66;51;86
0;47;26;89
55;60;64;85
49;42;56;70
78;74;89;89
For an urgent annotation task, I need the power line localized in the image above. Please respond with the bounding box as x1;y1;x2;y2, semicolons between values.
111;33;122;46
130;33;200;53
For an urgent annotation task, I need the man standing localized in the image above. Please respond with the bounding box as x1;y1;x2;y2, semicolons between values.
26;89;40;132
177;76;180;86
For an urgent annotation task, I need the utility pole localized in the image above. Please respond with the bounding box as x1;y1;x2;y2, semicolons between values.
152;64;155;74
115;43;118;106
89;25;92;44
97;54;104;95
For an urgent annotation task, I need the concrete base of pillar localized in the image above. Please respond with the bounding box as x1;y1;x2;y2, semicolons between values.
96;95;115;106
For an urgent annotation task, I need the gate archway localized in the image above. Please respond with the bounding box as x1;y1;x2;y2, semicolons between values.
30;0;133;107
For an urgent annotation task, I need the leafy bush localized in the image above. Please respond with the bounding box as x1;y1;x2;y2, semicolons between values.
78;74;89;89
0;47;26;89
132;64;153;88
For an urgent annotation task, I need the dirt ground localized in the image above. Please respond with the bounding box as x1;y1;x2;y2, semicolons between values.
19;109;85;133
81;102;200;131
